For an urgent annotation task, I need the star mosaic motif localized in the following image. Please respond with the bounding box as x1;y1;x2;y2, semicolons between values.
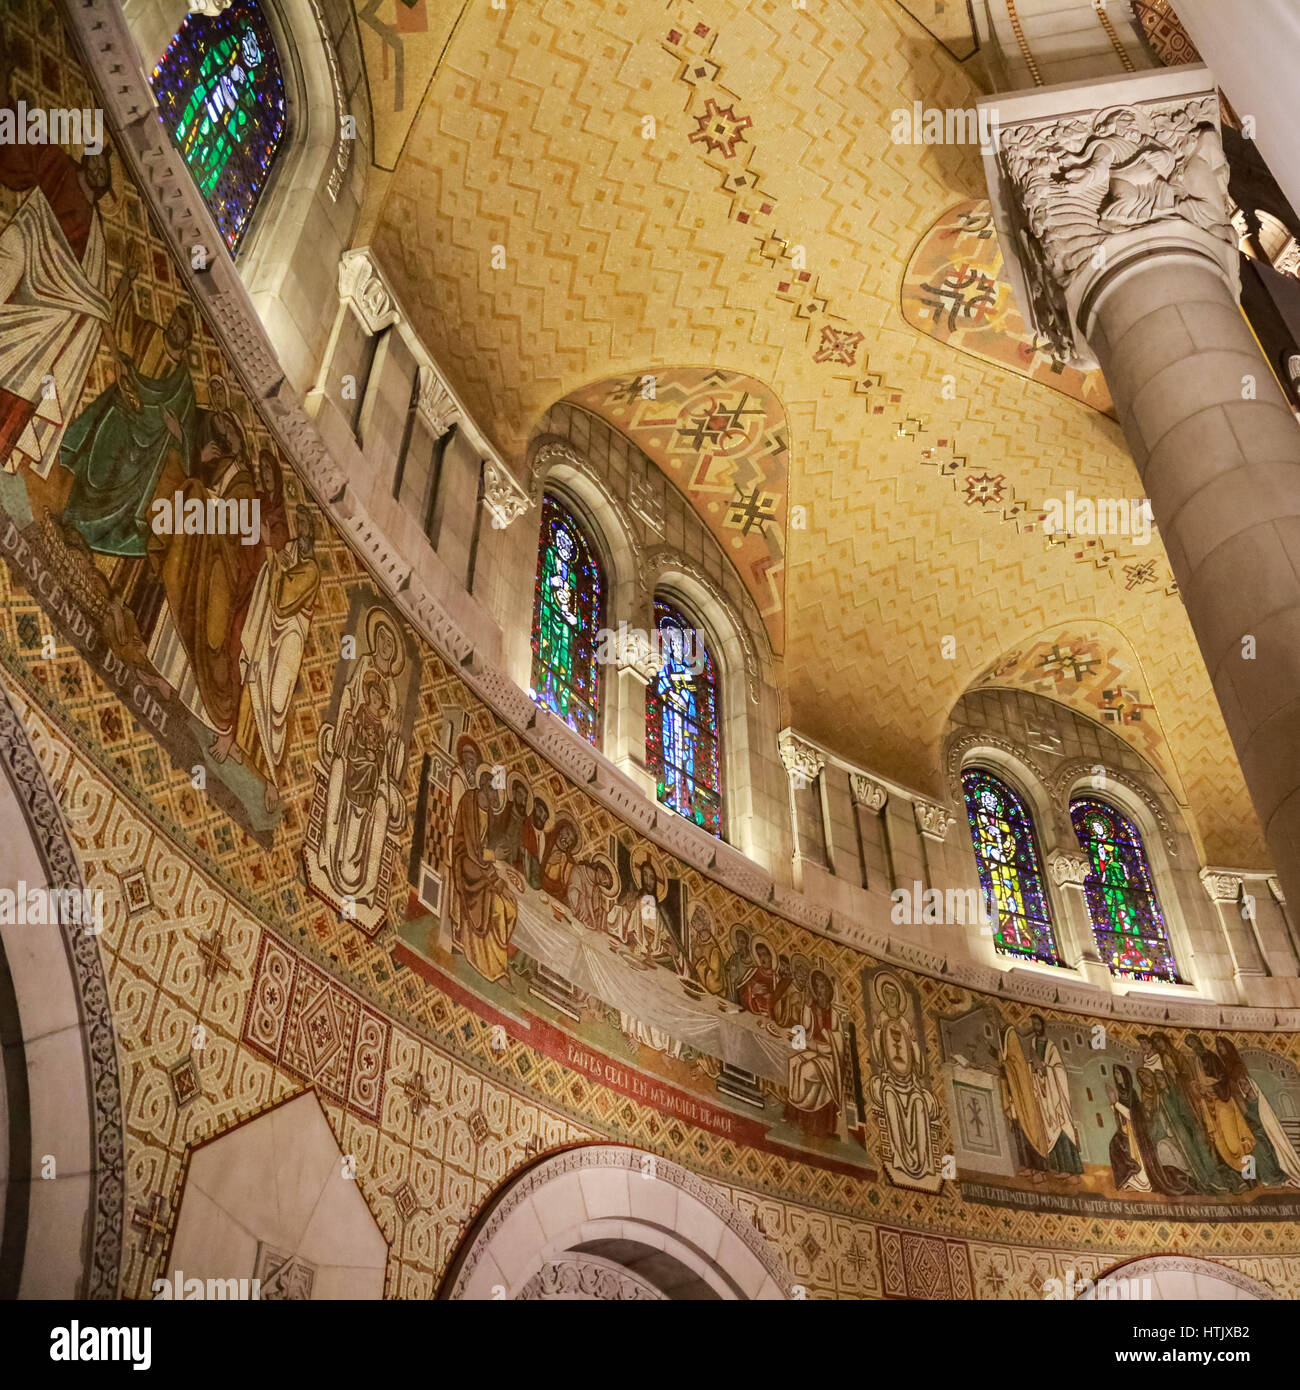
813;324;865;366
1036;643;1099;683
962;471;1006;507
689;98;753;160
725;485;780;536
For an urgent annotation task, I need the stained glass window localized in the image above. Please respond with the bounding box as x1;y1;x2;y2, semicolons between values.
152;0;287;254
647;598;722;836
1071;797;1179;983
961;769;1060;965
530;494;602;743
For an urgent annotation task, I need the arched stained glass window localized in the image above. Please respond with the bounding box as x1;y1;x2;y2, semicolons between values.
530;494;602;743
1071;797;1179;983
647;598;722;836
961;769;1059;965
151;0;287;254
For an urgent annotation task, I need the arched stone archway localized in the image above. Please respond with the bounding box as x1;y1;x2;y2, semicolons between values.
0;680;123;1298
443;1145;795;1301
1080;1256;1276;1301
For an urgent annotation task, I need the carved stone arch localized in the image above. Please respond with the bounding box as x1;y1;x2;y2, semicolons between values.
641;548;765;705
529;437;645;610
442;1144;796;1301
942;731;1059;839
1081;1254;1275;1301
0;678;123;1299
1050;757;1179;859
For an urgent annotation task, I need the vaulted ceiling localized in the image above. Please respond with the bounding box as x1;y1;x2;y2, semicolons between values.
359;0;1265;866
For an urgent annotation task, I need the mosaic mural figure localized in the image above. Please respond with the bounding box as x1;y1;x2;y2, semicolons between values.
59;250;198;559
449;752;520;987
1001;1015;1084;1181
233;505;320;810
304;601;415;934
0;62;113;478
783;969;846;1138
865;967;942;1192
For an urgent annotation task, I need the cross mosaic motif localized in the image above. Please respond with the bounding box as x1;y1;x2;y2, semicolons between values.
198;930;232;981
131;1192;170;1256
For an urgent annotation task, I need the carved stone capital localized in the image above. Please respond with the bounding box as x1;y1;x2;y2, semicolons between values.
913;801;955;842
1268;876;1286;907
338;248;401;335
482;458;530;530
988;74;1235;363
778;730;823;789
417;364;459;437
1047;850;1090;888
610;625;660;685
1199;867;1244;904
849;773;888;813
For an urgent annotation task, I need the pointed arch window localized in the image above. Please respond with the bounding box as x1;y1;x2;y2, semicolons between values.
647;598;722;836
1070;797;1179;983
961;768;1059;965
530;494;603;743
151;0;287;254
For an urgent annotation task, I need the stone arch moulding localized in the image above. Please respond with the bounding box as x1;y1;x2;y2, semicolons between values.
1080;1255;1275;1301
642;547;766;705
0;676;124;1299
1050;757;1180;861
441;1144;796;1301
529;438;645;594
943;731;1060;845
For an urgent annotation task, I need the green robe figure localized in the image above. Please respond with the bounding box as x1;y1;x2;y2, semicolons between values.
59;264;197;557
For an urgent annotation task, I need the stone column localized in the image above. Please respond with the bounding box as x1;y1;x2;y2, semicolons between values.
1047;850;1111;989
777;730;825;891
849;773;892;890
983;67;1300;911
607;623;657;798
1199;869;1271;1000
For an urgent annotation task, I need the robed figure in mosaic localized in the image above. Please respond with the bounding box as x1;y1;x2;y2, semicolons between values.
59;248;199;558
867;969;941;1191
450;748;519;987
235;505;320;809
1001;1015;1083;1179
309;607;409;928
0;59;114;478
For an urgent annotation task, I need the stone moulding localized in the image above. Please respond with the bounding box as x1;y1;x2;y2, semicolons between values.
443;1144;797;1300
61;0;1299;1032
0;680;124;1299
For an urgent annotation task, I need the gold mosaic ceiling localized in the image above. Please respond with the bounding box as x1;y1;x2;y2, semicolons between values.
365;0;1265;867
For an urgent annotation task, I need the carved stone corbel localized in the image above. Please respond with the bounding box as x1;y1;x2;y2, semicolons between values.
849;773;887;813
778;730;823;790
611;625;660;686
1199;867;1244;905
417;364;459;438
913;801;955;843
1047;849;1090;888
482;458;530;531
338;248;400;335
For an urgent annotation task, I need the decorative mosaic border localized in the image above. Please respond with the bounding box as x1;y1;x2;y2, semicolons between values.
0;680;124;1299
